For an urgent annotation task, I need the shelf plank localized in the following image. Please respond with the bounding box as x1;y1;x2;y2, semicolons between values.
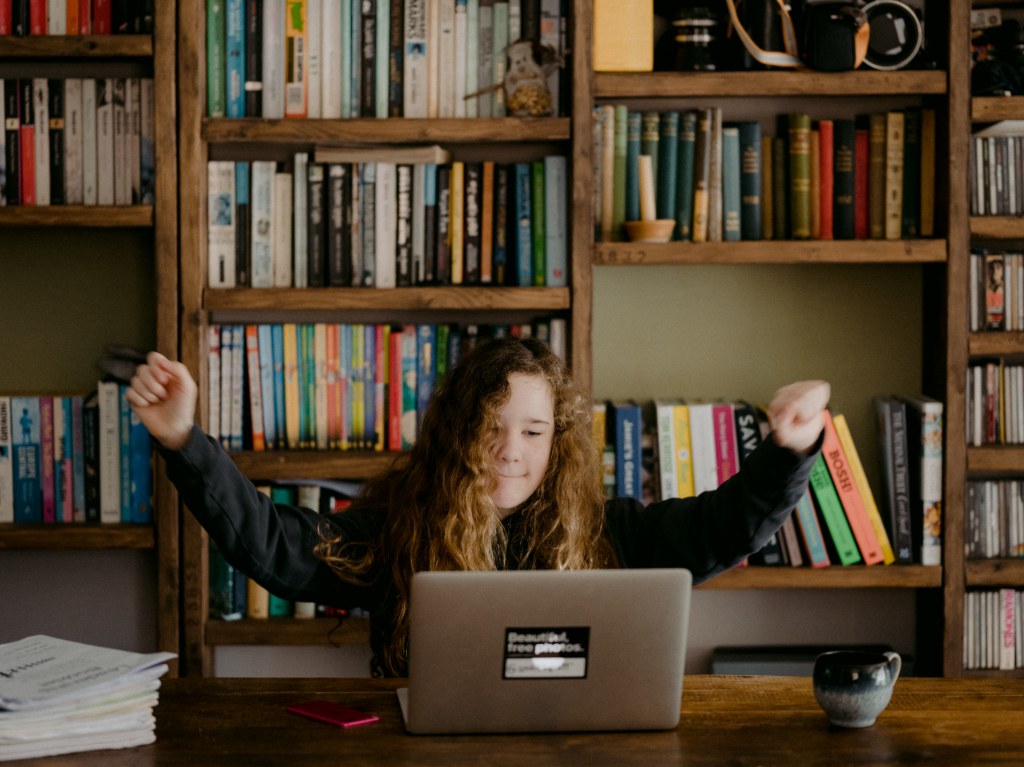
970;216;1024;239
0;206;154;227
594;70;947;99
0;35;152;57
203;117;571;143
204;286;571;311
231;450;399;481
206;617;370;646
594;239;947;265
972;96;1024;122
0;524;155;550
969;332;1024;356
699;565;942;590
968;446;1024;473
966;559;1024;587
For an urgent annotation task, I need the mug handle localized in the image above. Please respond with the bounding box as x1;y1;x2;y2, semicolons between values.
884;651;902;682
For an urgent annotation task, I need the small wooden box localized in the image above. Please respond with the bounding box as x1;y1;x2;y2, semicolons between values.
593;0;654;72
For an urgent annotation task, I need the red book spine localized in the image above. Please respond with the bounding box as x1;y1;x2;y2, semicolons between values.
388;329;402;451
0;2;12;35
29;0;44;33
818;119;834;240
19;79;35;205
854;128;870;239
92;0;110;34
79;0;91;34
39;396;55;523
712;403;739;486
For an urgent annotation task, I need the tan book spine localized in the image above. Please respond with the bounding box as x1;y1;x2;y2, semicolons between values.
885;110;905;241
869;113;887;239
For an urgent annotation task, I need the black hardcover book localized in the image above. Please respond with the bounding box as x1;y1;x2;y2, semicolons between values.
12;0;28;36
463;161;482;284
133;0;155;33
48;80;64;205
235;161;251;286
327;163;352;287
388;0;404;117
359;164;375;285
435;164;452;285
4;80;20;205
521;0;541;42
737;121;761;241
244;0;262;117
422;167;437;285
82;392;101;523
306;162;325;287
18;78;33;205
832;118;856;240
112;0;131;33
360;2;376;118
396;163;413;286
493;163;510;285
902;107;922;238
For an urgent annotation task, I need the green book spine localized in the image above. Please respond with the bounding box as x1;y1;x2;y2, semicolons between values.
640;111;660;178
809;455;863;566
832;118;856;240
530;159;546;285
772;136;788;239
902;106;922;238
625;111;641;222
206;0;226;117
657;111;679;220
612;104;628;241
721;125;741;241
691;108;713;242
787;112;812;239
675;110;697;241
738;121;762;240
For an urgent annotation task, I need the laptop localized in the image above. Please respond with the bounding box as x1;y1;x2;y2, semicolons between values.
397;568;692;734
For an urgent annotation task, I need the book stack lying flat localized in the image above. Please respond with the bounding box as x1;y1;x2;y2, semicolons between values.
0;635;175;762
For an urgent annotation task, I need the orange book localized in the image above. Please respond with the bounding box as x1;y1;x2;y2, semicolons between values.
821;410;884;565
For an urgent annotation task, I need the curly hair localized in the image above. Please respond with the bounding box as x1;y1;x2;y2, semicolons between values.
313;336;614;675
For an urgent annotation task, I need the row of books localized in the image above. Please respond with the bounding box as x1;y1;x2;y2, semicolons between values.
207;149;567;289
969;250;1024;332
967;360;1024;447
1;78;156;206
963;588;1024;671
966;479;1024;560
0;0;153;35
206;319;566;453
0;384;152;525
593;107;936;244
969;123;1024;216
205;0;569;120
594;395;943;567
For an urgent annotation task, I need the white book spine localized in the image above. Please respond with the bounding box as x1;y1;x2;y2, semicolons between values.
548;317;566;364
0;396;12;523
128;78;141;203
249;160;276;287
47;0;66;33
375;162;397;288
544;154;567;287
219;325;233;445
403;0;428;119
244;325;265;449
97;380;121;524
63;78;84;205
81;78;98;205
453;0;467;118
426;0;440;117
208;325;222;444
262;0;286;119
230;324;245;451
508;0;520;42
96;79;114;205
464;0;478;118
207;160;237;288
477;2;493;117
305;0;322;118
438;0;456;118
292;151;309;287
32;79;50;206
140;78;155;204
492;2;508;116
273;170;294;287
321;0;343;118
112;78;129;205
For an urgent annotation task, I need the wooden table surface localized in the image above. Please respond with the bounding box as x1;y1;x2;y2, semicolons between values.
10;675;1024;766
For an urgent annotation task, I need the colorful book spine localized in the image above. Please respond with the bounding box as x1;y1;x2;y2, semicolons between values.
833;412;895;565
610;400;642;500
793;489;830;568
808;453;862;566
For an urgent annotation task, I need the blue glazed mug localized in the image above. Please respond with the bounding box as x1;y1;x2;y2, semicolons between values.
812;650;902;728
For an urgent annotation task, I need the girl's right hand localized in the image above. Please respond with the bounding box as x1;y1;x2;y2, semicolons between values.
126;351;198;451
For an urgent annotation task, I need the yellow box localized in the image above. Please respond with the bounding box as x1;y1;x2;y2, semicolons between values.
593;0;654;72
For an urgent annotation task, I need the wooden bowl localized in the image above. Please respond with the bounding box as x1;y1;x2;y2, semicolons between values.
625;219;675;243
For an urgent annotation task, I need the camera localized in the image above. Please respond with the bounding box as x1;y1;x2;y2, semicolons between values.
860;0;927;71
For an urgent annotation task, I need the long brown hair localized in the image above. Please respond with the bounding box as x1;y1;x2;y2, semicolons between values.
314;336;613;675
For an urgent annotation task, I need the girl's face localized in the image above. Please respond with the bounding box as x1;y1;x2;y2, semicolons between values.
490;373;555;517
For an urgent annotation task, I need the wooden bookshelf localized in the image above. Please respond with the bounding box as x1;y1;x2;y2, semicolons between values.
203;286;571;312
0;206;154;227
967;446;1024;473
0;35;153;58
594;240;947;266
230;451;399;482
0;525;155;550
966;559;1024;588
703;566;942;590
970;216;1024;239
969;332;1024;356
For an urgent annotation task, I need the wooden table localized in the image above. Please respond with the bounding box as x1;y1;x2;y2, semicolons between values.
12;675;1024;766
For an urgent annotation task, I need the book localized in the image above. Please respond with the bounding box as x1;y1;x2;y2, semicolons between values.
691;108;713;242
544;155;567;287
0;396;12;523
902;394;943;566
657;111;679;221
687;401;718;494
820;410;884;566
207;160;236;288
787;112;812;239
884;110;904;240
609;400;642;500
868;112;886;239
737;121;761;240
816;118;833;240
292;152;309;287
808;453;862;566
262;0;285;118
654;399;678;500
47;79;63;205
832;118;856;240
832;412;895;565
721;125;741;241
529;159;545;285
792;488;831;568
11;396;41;523
624;111;640;222
97;381;121;524
919;107;936;237
854;117;870;239
225;0;246;117
206;0;226;117
244;0;263;116
272;168;293;287
675;110;697;241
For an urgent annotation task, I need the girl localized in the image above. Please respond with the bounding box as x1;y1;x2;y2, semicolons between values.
128;337;828;677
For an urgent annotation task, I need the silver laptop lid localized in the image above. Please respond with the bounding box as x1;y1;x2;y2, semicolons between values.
402;568;692;734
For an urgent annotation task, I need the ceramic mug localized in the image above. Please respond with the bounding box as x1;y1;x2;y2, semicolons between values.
812;650;902;728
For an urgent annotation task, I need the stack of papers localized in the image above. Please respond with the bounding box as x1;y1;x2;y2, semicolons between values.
0;635;175;762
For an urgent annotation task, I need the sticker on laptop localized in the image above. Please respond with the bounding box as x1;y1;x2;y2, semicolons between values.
503;627;590;680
